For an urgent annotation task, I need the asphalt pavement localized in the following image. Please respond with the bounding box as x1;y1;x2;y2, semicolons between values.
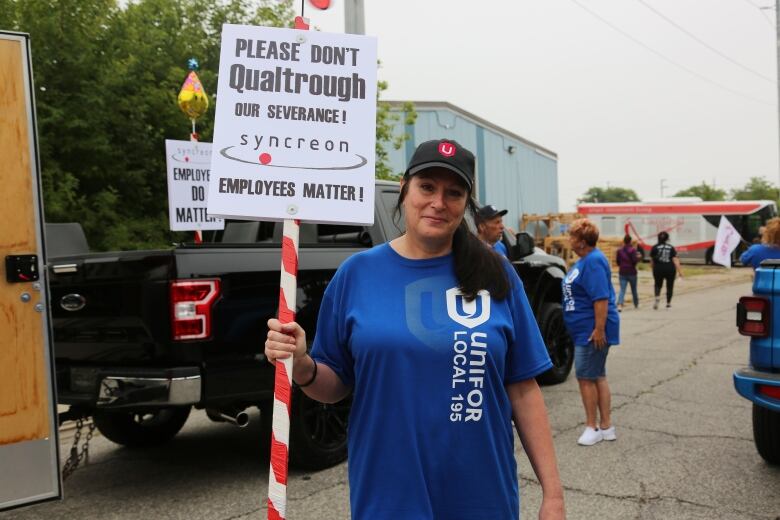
3;271;779;519
518;273;780;519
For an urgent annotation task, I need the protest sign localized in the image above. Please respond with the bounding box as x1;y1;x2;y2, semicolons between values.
165;140;225;231
207;24;377;225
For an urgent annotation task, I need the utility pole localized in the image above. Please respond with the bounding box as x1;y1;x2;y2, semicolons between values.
776;0;780;189
660;178;668;198
344;0;365;35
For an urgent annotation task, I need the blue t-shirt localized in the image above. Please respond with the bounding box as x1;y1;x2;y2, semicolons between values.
311;243;552;520
494;240;509;258
740;244;780;269
561;248;620;346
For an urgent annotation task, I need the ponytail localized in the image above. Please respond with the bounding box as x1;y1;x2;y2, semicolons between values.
451;213;510;301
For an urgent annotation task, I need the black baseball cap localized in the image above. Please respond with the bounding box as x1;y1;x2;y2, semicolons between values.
404;139;475;192
476;205;508;221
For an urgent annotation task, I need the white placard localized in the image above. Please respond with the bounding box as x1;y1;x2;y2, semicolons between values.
165;139;225;231
207;24;377;225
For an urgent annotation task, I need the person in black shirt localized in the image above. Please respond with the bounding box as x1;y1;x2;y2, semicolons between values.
650;231;684;309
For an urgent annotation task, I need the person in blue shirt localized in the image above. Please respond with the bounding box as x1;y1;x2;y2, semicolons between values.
266;139;565;520
476;204;509;257
562;218;620;447
740;217;780;269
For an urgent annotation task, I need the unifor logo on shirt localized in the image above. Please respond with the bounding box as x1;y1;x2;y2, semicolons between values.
446;288;490;423
445;288;491;328
563;267;579;312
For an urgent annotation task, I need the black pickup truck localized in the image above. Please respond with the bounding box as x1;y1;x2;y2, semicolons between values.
48;180;574;470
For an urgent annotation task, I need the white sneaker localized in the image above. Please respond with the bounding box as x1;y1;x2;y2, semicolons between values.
577;426;603;446
653;298;659;310
601;426;616;441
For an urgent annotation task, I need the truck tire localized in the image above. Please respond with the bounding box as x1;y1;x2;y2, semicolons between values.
536;302;575;386
753;404;780;465
288;387;351;470
705;247;714;265
93;406;191;448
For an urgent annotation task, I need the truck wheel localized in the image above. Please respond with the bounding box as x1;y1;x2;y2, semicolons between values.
536;303;575;385
705;247;714;265
288;387;351;470
753;404;780;465
93;406;191;448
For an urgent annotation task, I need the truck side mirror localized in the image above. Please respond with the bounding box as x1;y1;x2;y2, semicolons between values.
514;232;535;258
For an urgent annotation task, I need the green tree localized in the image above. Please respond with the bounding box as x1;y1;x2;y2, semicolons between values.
578;186;640;203
673;182;726;201
0;0;413;250
375;81;415;180
0;0;121;246
730;176;780;201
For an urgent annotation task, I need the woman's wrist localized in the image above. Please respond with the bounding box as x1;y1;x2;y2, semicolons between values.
293;355;318;387
541;482;565;501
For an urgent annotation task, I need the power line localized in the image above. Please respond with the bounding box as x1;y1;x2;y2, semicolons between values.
636;0;776;84
568;0;775;106
739;0;775;28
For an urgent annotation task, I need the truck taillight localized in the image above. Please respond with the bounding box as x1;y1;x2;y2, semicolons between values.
736;296;770;337
170;279;220;340
758;385;780;400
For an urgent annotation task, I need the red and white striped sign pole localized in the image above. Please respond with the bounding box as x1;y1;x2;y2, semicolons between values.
266;2;355;512
268;218;300;520
190;131;203;245
268;16;309;519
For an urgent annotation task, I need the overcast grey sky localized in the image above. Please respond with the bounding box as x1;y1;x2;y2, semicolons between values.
305;0;778;211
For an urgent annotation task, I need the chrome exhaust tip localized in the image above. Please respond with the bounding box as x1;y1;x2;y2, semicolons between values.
206;408;250;428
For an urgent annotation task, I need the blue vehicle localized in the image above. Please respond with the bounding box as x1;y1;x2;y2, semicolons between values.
735;259;780;465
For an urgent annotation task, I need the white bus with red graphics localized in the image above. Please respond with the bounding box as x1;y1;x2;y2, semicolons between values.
577;200;778;264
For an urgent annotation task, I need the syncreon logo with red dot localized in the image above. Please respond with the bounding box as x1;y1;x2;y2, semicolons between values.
438;142;456;158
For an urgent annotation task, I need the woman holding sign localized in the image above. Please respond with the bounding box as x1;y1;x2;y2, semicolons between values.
265;139;565;519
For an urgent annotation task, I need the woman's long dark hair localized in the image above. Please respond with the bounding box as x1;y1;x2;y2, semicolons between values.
394;181;510;301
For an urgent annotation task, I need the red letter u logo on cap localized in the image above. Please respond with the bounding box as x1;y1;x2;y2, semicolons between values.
438;142;456;157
